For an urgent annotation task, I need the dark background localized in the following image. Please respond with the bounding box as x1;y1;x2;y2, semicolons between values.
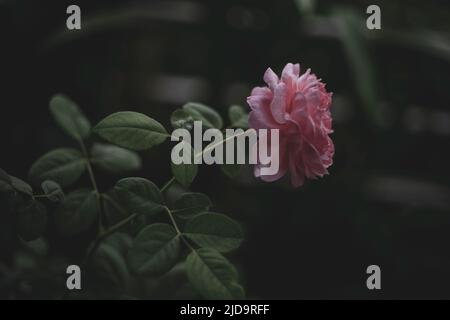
1;0;450;299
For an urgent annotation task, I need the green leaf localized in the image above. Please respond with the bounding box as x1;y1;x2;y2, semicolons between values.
9;175;33;196
172;162;198;188
183;103;223;129
114;177;164;216
103;192;130;223
54;189;98;236
93;111;168;151
228;105;249;129
128;223;180;276
171;141;198;188
29;148;86;187
173;193;212;219
41;180;64;202
91;143;142;174
49;94;91;140
17;200;47;241
92;242;130;289
104;232;133;257
152;264;199;299
170;109;194;130
184;213;243;252
186;248;244;300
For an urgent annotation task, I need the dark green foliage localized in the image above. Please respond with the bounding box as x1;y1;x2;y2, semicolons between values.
1;95;246;300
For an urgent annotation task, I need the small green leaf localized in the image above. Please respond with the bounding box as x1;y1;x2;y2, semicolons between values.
183;103;223;129
55;189;98;236
173;193;212;219
103;192;130;223
171;141;198;187
29;148;86;187
92;242;130;289
171;109;194;130
9;175;33;196
49;94;91;140
41;180;64;202
114;177;164;216
93;111;168;151
186;248;244;300
184;213;243;252
171;162;198;188
17;200;47;241
228;105;249;129
128;223;180;276
91;143;142;174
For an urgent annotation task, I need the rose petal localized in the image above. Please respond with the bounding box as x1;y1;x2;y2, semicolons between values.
270;83;288;124
263;68;279;89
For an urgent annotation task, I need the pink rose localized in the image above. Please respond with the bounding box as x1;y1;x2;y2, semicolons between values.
247;63;334;187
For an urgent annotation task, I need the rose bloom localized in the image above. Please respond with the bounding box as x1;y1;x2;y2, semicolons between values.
247;63;334;187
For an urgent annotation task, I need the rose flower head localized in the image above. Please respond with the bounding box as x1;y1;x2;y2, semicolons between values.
247;63;334;187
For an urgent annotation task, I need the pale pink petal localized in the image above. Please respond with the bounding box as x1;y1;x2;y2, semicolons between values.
248;109;280;130
250;86;272;98
281;63;294;80
290;92;307;114
293;63;300;76
263;68;279;89
247;92;271;111
270;83;288;124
